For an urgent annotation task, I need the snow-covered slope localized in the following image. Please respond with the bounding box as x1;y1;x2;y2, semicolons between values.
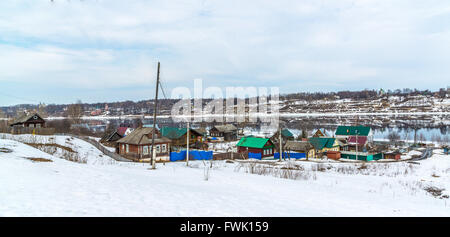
1;138;450;217
0;134;117;165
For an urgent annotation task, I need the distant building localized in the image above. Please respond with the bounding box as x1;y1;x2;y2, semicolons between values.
117;127;134;137
90;109;102;116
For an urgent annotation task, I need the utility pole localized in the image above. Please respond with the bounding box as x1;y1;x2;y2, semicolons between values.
279;126;283;162
355;130;359;162
414;127;418;146
186;121;190;166
150;62;160;170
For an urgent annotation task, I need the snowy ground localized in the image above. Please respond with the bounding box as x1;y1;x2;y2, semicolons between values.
208;141;239;153
1;136;450;217
0;133;117;165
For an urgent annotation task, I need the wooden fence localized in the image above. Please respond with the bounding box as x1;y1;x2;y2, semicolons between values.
3;127;55;135
213;152;248;160
71;135;132;162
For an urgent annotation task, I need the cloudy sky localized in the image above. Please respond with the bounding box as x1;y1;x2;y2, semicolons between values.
0;0;449;106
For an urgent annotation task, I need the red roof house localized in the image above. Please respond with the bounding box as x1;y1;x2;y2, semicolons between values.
348;136;368;146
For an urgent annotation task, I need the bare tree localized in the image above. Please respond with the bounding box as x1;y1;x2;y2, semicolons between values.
387;132;401;147
417;133;426;144
47;119;72;134
403;131;410;143
67;100;83;124
443;136;450;145
0;108;5;119
0;109;7;133
435;135;442;145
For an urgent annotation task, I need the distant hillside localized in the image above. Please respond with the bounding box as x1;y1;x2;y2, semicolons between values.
0;88;448;118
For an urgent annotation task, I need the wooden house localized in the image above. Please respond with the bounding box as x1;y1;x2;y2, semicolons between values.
284;140;315;158
236;136;275;158
312;129;330;138
335;126;373;143
116;127;170;160
193;127;207;138
344;136;369;152
100;131;123;147
160;127;203;148
9;113;46;128
308;137;340;158
270;128;295;150
209;124;238;141
117;127;134;137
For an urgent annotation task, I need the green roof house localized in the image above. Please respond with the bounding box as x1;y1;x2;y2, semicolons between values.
281;129;294;138
308;137;340;158
335;126;372;137
270;128;295;149
160;127;203;148
237;136;275;158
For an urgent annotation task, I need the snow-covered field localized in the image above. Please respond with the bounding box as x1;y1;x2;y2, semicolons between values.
1;135;450;217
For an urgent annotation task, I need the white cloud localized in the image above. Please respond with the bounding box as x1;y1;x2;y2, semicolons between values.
0;0;449;105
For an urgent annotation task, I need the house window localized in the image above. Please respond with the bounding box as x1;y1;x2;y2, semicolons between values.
156;145;161;153
143;146;149;155
36;124;41;128
162;144;167;153
126;144;129;153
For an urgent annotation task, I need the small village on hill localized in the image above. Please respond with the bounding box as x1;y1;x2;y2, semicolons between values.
1;105;449;164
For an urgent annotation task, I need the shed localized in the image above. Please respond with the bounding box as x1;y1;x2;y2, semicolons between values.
384;152;401;160
326;151;341;160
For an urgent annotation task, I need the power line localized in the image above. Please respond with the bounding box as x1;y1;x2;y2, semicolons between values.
159;77;168;100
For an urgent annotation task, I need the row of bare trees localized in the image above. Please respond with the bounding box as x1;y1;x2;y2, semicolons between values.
387;130;449;147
